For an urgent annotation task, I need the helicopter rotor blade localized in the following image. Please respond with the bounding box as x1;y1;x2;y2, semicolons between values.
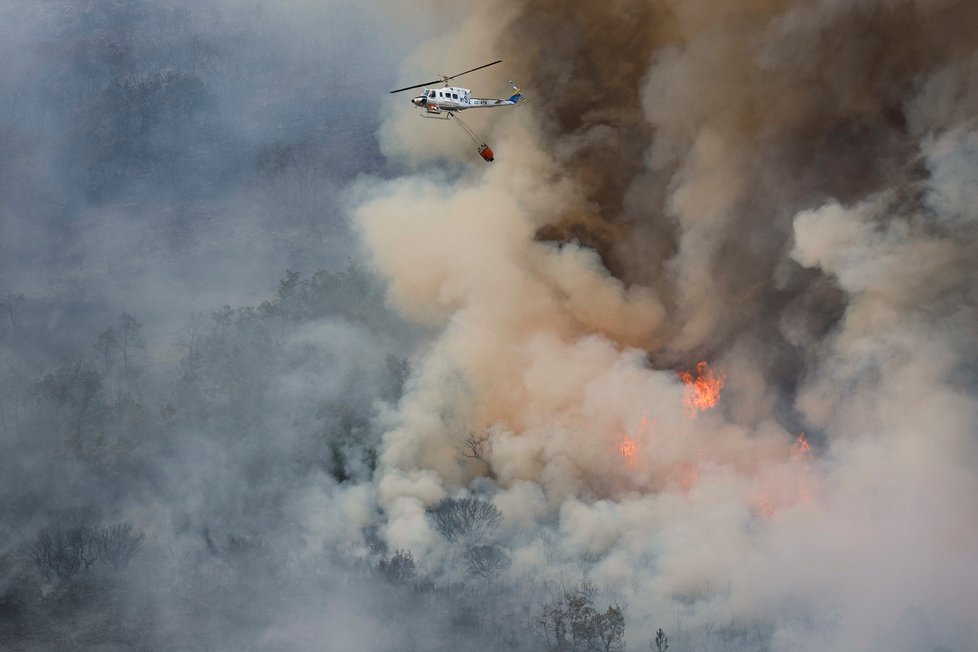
445;59;502;81
388;60;502;93
389;79;443;94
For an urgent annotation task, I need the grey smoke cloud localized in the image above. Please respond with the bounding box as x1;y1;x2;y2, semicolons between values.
362;0;978;649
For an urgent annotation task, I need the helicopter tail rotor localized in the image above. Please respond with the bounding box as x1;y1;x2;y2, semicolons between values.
508;81;526;104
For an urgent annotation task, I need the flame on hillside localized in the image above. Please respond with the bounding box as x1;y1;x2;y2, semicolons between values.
673;462;701;492
679;361;725;415
791;432;812;459
619;436;638;460
618;415;653;465
750;433;817;518
791;433;814;504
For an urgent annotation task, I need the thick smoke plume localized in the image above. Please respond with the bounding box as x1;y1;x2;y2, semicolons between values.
364;0;978;649
2;1;977;649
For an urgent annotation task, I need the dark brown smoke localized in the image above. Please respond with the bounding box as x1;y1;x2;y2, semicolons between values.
498;1;673;275
494;0;978;384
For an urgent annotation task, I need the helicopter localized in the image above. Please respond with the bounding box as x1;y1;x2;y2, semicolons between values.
389;60;524;162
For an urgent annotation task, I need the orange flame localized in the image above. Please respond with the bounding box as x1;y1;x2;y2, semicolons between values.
791;433;811;459
679;361;725;414
750;433;816;518
673;462;701;492
791;433;814;503
619;436;638;460
750;488;778;519
617;416;653;465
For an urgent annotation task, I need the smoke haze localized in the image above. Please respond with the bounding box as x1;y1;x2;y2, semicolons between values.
2;0;977;650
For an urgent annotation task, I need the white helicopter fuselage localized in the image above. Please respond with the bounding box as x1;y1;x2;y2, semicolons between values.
410;85;522;114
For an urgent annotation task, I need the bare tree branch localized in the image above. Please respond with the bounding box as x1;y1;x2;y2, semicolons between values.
426;497;501;544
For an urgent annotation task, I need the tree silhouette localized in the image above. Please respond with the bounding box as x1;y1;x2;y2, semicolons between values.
463;544;510;580
652;628;669;652
537;580;626;652
377;549;416;586
426;497;501;544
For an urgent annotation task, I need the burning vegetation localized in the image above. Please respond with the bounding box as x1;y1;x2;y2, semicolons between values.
750;434;818;519
678;361;725;414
